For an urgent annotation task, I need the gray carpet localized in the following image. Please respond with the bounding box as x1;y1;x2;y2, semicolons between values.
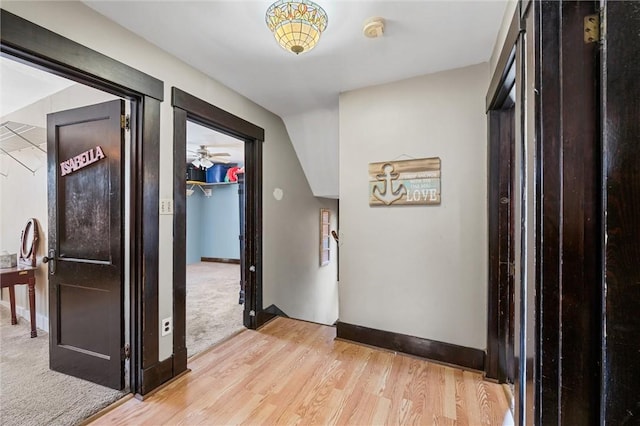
0;305;125;426
0;262;241;425
186;262;245;357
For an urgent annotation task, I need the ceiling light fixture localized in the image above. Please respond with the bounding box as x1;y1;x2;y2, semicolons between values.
265;0;328;55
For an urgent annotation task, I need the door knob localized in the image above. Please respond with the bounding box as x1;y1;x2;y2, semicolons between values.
42;249;56;274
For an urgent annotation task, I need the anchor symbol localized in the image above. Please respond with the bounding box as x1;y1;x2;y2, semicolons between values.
372;163;406;205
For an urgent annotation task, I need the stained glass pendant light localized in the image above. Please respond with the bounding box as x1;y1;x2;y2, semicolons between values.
265;0;328;55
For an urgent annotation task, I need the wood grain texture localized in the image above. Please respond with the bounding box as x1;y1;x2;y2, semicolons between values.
172;107;188;377
171;88;264;142
368;158;441;206
486;7;520;111
601;1;640;422
534;1;601;423
139;97;162;394
337;321;485;372
486;107;515;383
90;318;510;425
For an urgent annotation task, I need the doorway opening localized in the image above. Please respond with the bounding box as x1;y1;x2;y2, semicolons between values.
185;121;246;357
2;7;169;399
171;87;265;377
0;54;130;425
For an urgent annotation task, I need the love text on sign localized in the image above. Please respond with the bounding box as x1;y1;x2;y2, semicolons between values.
368;157;441;206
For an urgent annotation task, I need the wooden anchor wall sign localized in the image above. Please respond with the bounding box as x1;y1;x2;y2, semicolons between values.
368;157;441;206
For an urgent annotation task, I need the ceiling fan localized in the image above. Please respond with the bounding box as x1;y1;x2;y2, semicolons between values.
187;145;231;168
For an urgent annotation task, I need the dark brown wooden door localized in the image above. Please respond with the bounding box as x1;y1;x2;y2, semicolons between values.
47;99;125;390
601;1;640;422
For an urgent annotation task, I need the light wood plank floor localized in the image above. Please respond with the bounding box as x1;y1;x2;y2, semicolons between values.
91;318;511;425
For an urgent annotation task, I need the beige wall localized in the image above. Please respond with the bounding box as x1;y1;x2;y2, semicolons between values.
2;1;339;359
338;63;489;350
0;84;118;330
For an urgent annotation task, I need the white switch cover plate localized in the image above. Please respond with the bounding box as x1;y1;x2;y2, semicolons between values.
159;199;174;215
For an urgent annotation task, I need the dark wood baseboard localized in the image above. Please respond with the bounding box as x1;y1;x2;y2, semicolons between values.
336;321;485;372
257;311;277;328
263;304;289;317
172;347;188;378
140;356;174;395
201;257;240;264
256;304;288;328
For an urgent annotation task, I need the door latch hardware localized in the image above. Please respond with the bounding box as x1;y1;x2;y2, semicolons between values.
123;343;131;360
42;249;56;275
584;14;599;43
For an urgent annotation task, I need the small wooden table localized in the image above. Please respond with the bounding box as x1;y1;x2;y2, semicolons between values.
0;265;37;337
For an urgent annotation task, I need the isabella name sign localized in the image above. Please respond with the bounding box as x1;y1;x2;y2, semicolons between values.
368;157;441;206
60;146;106;177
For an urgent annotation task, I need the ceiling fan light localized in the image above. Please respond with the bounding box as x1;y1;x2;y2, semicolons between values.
192;158;202;168
266;0;328;55
201;158;214;169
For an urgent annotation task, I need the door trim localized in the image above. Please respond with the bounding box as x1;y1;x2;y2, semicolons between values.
486;8;521;111
1;9;164;396
485;4;519;382
486;106;515;382
171;87;264;377
531;2;602;422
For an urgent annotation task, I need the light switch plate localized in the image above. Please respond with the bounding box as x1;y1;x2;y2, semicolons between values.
159;199;174;215
161;316;172;336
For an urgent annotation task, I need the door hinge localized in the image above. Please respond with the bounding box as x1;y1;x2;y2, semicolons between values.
123;343;131;360
121;114;130;130
584;14;600;44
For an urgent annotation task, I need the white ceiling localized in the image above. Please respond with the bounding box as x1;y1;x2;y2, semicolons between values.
0;57;75;117
84;0;508;117
1;1;508;197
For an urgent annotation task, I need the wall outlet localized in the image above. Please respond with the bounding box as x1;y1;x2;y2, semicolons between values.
161;316;172;336
159;199;174;215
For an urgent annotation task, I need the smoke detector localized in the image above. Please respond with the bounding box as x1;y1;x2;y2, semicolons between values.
363;17;385;38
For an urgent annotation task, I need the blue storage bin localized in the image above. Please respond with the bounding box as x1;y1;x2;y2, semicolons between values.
206;164;229;183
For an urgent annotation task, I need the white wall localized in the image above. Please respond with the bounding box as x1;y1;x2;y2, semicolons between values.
0;150;48;330
0;83;117;331
339;63;489;350
283;107;339;198
2;1;339;359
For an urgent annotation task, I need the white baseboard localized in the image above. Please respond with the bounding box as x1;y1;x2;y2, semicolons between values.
0;300;49;332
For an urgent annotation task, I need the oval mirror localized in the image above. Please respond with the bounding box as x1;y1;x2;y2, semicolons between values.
20;218;38;263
